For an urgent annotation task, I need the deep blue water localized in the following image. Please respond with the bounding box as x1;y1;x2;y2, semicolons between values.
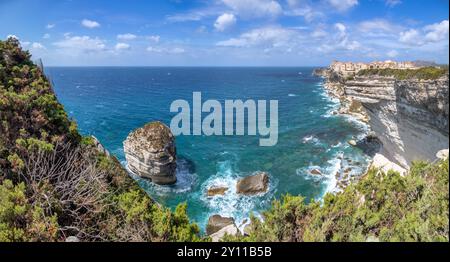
46;67;370;230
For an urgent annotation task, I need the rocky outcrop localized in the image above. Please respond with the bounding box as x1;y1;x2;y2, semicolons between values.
323;71;449;168
123;121;177;185
210;224;240;242
236;172;269;195
206;186;228;197
206;215;235;235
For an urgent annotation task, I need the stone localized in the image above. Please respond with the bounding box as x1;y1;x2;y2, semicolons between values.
310;168;322;175
206;215;235;235
348;139;357;146
91;135;110;156
207;186;228;197
436;149;449;160
210;224;240;242
123;121;177;185
65;236;80;242
236;172;269;195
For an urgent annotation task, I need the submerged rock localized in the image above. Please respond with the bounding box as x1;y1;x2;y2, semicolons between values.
348;139;357;146
236;172;269;195
310;168;322;175
206;215;235;235
123;121;177;185
206;186;228;197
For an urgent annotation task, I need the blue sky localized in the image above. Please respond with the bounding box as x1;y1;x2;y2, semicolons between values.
0;0;448;66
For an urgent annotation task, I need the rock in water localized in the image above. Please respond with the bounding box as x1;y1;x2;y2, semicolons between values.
206;186;228;197
123;121;177;185
206;215;235;235
236;172;269;195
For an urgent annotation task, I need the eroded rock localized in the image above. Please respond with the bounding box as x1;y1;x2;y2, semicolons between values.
206;215;235;235
123;121;177;185
236;172;269;195
206;186;228;197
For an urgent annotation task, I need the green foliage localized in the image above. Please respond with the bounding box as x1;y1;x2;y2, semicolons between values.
238;160;449;242
0;38;201;242
357;67;449;80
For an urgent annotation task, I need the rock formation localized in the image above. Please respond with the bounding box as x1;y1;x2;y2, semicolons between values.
206;186;228;197
206;215;235;235
236;172;269;195
123;121;177;185
322;69;449;169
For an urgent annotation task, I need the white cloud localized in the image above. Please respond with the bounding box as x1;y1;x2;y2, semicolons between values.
387;49;399;57
46;24;55;29
311;29;327;38
318;22;361;52
117;33;137;40
399;29;421;45
43;33;51;39
115;43;130;51
31;42;46;50
424;20;449;43
327;0;358;12
53;35;106;53
147;46;185;54
147;35;161;43
216;26;297;48
214;13;236;32
359;19;399;33
81;19;100;29
221;0;282;18
398;20;448;46
7;34;19;40
385;0;401;7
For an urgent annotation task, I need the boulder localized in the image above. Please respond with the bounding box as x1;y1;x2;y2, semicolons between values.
123;121;177;185
310;168;322;175
206;186;228;197
206;215;235;235
210;224;240;242
348;139;357;146
436;149;449;160
236;172;269;195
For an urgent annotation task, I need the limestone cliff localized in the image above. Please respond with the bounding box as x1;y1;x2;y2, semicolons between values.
322;68;449;168
123;121;177;185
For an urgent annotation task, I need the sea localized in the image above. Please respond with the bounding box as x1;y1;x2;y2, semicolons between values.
45;67;371;231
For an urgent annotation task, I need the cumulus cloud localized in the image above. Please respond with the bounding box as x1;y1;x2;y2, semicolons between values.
81;19;100;29
358;19;399;34
53;35;106;53
387;49;399;58
221;0;282;18
318;22;361;52
147;35;161;42
31;42;46;50
424;20;449;43
117;33;137;40
115;43;130;51
216;26;297;48
214;13;237;31
43;33;51;39
46;24;55;29
147;46;185;54
327;0;358;12
399;20;448;46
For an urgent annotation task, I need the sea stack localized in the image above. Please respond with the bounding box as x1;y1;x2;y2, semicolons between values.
123;121;177;185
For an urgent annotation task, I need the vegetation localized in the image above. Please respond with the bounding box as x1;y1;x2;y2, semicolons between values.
226;159;449;242
356;66;449;80
0;37;201;242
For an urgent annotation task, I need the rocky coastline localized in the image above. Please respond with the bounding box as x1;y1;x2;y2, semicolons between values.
316;66;449;171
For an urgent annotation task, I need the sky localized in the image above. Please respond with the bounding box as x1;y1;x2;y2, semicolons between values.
0;0;448;66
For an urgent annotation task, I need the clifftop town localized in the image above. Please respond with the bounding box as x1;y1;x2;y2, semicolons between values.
330;60;419;77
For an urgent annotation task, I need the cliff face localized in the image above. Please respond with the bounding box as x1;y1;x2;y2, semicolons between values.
324;71;449;168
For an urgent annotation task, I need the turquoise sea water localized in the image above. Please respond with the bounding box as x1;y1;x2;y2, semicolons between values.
46;67;370;230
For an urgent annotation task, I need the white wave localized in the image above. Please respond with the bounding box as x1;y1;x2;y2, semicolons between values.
288;94;297;97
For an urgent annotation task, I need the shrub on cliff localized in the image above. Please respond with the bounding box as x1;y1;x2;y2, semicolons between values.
0;37;201;242
227;159;449;242
357;67;449;80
